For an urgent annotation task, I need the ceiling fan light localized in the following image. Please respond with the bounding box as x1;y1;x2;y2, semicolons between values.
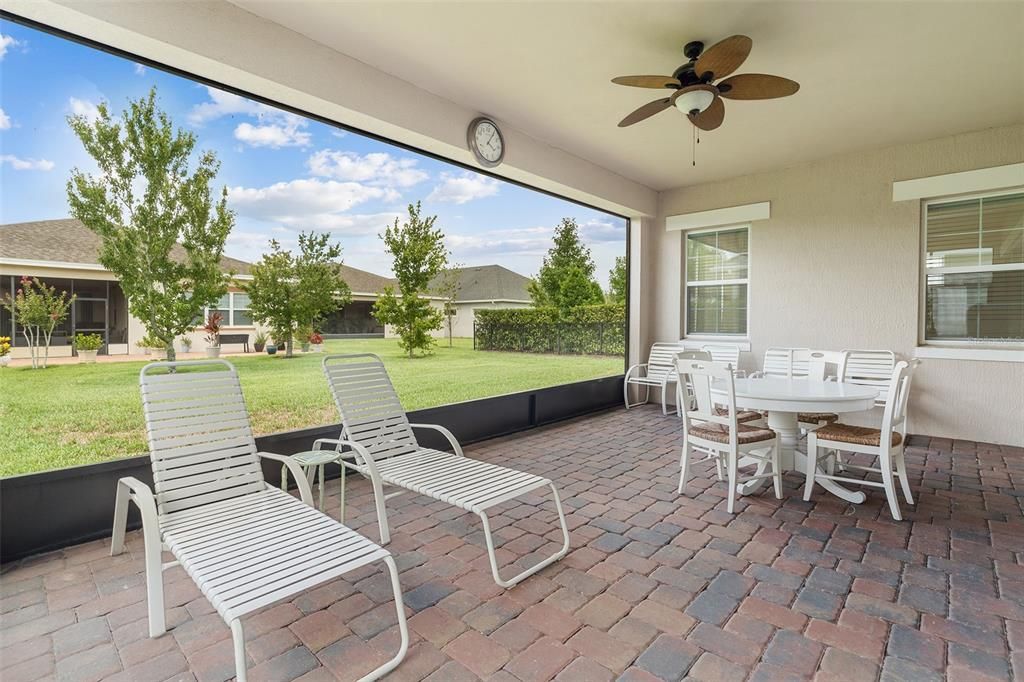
674;89;715;115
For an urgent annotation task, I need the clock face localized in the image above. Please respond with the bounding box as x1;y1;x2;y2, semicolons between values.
470;118;504;167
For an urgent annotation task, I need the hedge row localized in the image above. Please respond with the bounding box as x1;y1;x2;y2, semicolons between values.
474;304;625;356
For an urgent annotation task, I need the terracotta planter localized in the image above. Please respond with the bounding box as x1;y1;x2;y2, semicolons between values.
205;346;221;358
78;350;99;364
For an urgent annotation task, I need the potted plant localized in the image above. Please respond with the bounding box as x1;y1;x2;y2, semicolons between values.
203;311;222;358
74;333;103;363
297;324;313;353
179;336;193;354
253;331;267;353
0;336;11;367
309;331;324;353
266;341;278;355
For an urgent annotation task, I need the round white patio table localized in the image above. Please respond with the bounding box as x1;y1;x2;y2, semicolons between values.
710;377;879;503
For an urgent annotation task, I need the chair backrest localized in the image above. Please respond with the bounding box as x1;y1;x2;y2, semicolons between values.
761;347;812;378
674;350;711;411
702;344;741;369
322;354;419;461
792;349;832;381
880;360;917;442
676;357;737;443
839;350;897;406
139;360;264;516
647;342;687;381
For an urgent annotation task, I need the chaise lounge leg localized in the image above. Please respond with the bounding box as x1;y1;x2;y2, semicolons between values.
479;482;571;588
111;482;130;556
231;619;247;682
360;555;409;681
369;474;391;545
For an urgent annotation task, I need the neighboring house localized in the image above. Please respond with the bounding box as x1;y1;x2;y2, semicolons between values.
0;219;386;356
426;264;533;339
0;219;533;355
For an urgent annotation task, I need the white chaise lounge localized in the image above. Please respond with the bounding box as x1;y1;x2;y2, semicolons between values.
316;353;570;588
111;360;408;682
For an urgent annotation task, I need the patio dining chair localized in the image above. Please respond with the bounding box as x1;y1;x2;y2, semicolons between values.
111;360;408;682
804;360;918;520
625;341;687;414
701;344;745;376
317;353;570;588
676;356;782;513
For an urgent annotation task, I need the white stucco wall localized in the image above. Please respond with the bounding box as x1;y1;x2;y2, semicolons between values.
646;124;1024;445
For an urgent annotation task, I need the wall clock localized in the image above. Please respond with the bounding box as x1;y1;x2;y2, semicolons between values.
467;116;504;168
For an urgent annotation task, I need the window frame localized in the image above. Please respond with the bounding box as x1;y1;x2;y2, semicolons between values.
918;187;1024;350
683;223;751;340
205;291;254;328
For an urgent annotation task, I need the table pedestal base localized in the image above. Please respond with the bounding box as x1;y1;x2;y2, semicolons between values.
737;411;866;504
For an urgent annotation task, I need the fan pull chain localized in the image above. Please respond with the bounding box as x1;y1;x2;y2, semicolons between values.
691;125;696;167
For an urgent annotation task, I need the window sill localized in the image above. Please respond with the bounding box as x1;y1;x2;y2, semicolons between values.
681;337;752;351
914;346;1024;363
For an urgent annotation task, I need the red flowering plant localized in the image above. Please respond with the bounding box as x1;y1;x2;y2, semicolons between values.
308;331;324;345
203;311;223;347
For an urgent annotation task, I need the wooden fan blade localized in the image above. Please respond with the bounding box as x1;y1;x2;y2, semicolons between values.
688;96;724;131
618;98;672;127
611;75;681;89
718;73;800;100
694;35;752;80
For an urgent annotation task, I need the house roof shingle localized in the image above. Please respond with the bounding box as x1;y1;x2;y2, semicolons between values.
431;264;532;302
0;218;254;275
0;219;532;301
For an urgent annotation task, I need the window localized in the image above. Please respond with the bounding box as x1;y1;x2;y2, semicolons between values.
923;191;1024;344
208;292;253;327
685;226;749;336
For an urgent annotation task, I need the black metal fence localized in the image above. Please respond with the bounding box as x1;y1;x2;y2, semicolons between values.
474;321;626;356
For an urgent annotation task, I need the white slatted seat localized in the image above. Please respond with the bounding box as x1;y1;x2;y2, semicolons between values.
111;360;408;682
318;354;570;588
625;341;687;414
839;350;897;408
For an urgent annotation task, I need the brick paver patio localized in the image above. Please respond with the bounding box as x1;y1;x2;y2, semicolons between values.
2;405;1022;681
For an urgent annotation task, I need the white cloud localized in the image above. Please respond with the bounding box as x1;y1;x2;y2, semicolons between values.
187;87;276;126
134;63;146;76
1;155;55;171
0;107;10;130
68;97;101;123
427;171;500;205
228;179;393;232
331;130;348;139
307;150;428;188
0;34;19;61
234;120;311;148
579;218;626;243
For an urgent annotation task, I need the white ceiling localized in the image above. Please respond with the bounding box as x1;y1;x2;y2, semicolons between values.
230;1;1024;191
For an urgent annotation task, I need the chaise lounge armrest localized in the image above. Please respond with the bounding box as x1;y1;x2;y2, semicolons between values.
409;423;465;456
257;451;314;506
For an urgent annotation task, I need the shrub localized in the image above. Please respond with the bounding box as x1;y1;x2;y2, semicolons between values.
0;336;11;357
475;304;625;356
74;333;104;351
203;311;222;346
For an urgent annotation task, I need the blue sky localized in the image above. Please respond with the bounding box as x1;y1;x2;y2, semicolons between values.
0;19;625;286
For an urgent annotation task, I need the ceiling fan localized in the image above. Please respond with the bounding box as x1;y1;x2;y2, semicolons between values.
612;35;799;131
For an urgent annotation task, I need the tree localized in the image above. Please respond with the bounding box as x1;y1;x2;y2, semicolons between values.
246;232;350;358
66;88;233;362
528;218;604;314
607;256;628;304
1;277;75;369
436;264;463;347
373;202;449;357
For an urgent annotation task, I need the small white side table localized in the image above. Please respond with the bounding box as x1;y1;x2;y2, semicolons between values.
281;450;346;513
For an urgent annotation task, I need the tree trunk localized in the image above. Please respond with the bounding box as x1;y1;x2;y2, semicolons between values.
166;345;176;362
286;331;294;358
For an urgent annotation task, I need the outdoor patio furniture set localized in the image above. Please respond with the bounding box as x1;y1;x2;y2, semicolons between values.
628;343;919;522
112;344;914;681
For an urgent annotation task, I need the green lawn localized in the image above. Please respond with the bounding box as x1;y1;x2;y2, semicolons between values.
0;338;622;477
